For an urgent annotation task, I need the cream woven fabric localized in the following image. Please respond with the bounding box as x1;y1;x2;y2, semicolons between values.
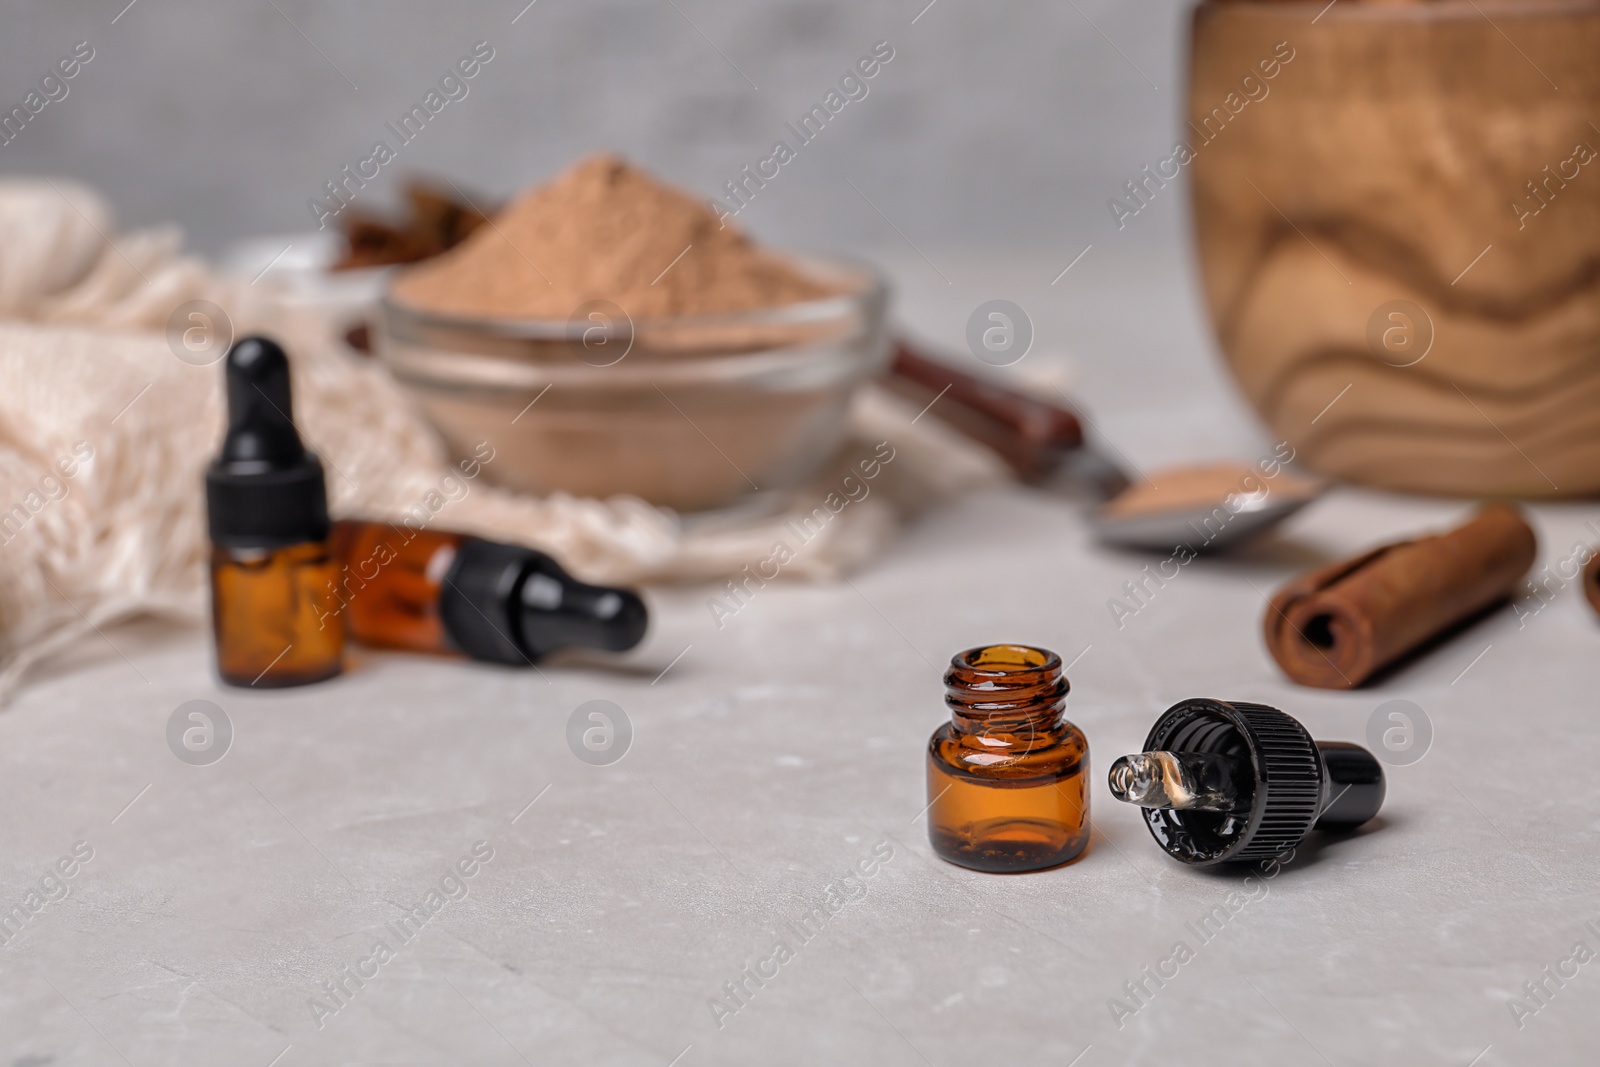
0;179;1005;697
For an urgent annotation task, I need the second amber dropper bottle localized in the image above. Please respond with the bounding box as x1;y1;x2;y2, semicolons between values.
327;520;648;665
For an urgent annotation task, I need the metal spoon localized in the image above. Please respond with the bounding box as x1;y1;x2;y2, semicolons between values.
888;342;1324;552
1080;458;1325;552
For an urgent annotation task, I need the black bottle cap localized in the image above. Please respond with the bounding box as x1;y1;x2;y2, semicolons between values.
205;337;329;549
1124;698;1385;866
438;537;648;666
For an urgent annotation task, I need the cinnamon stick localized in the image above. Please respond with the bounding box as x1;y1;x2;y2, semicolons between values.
1264;505;1537;689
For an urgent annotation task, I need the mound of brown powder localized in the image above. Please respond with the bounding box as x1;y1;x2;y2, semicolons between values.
390;154;841;321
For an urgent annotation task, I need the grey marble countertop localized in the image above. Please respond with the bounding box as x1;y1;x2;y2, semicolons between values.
3;246;1595;1066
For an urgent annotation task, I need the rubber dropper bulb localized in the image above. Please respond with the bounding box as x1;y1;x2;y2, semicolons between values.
518;554;649;657
219;336;306;470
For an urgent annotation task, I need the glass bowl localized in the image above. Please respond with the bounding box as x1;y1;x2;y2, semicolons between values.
374;257;890;512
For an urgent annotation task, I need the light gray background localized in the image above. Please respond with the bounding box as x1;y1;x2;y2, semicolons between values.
3;247;1597;1066
1;0;1188;255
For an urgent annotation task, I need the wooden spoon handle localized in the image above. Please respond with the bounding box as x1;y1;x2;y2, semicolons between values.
887;340;1084;481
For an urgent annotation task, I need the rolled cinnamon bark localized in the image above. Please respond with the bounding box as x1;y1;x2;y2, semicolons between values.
1264;505;1537;688
1585;551;1600;618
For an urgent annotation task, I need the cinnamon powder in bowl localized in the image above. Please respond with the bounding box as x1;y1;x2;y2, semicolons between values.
393;154;839;321
379;155;889;511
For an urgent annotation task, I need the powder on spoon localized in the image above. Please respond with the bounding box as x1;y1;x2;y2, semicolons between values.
390;154;841;321
1097;462;1324;520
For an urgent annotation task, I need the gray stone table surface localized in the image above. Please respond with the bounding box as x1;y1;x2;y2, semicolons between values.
2;245;1596;1065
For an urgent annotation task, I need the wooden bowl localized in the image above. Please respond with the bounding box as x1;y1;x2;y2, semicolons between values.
1188;0;1600;497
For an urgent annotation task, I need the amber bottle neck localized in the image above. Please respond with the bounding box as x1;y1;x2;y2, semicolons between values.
944;644;1068;736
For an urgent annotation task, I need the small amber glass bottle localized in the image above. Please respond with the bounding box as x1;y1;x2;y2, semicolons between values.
328;520;648;664
206;337;344;688
211;541;343;687
926;644;1090;872
328;522;460;655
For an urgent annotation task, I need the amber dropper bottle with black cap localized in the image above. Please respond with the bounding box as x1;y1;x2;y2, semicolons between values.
206;336;344;687
327;521;648;665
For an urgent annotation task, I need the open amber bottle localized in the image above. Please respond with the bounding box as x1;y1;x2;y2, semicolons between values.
926;645;1090;872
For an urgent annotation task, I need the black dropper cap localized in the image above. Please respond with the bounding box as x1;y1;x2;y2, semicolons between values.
437;537;648;666
1107;698;1385;866
205;336;330;549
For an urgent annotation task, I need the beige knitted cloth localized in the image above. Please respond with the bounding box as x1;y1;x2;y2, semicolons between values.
0;179;1005;697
